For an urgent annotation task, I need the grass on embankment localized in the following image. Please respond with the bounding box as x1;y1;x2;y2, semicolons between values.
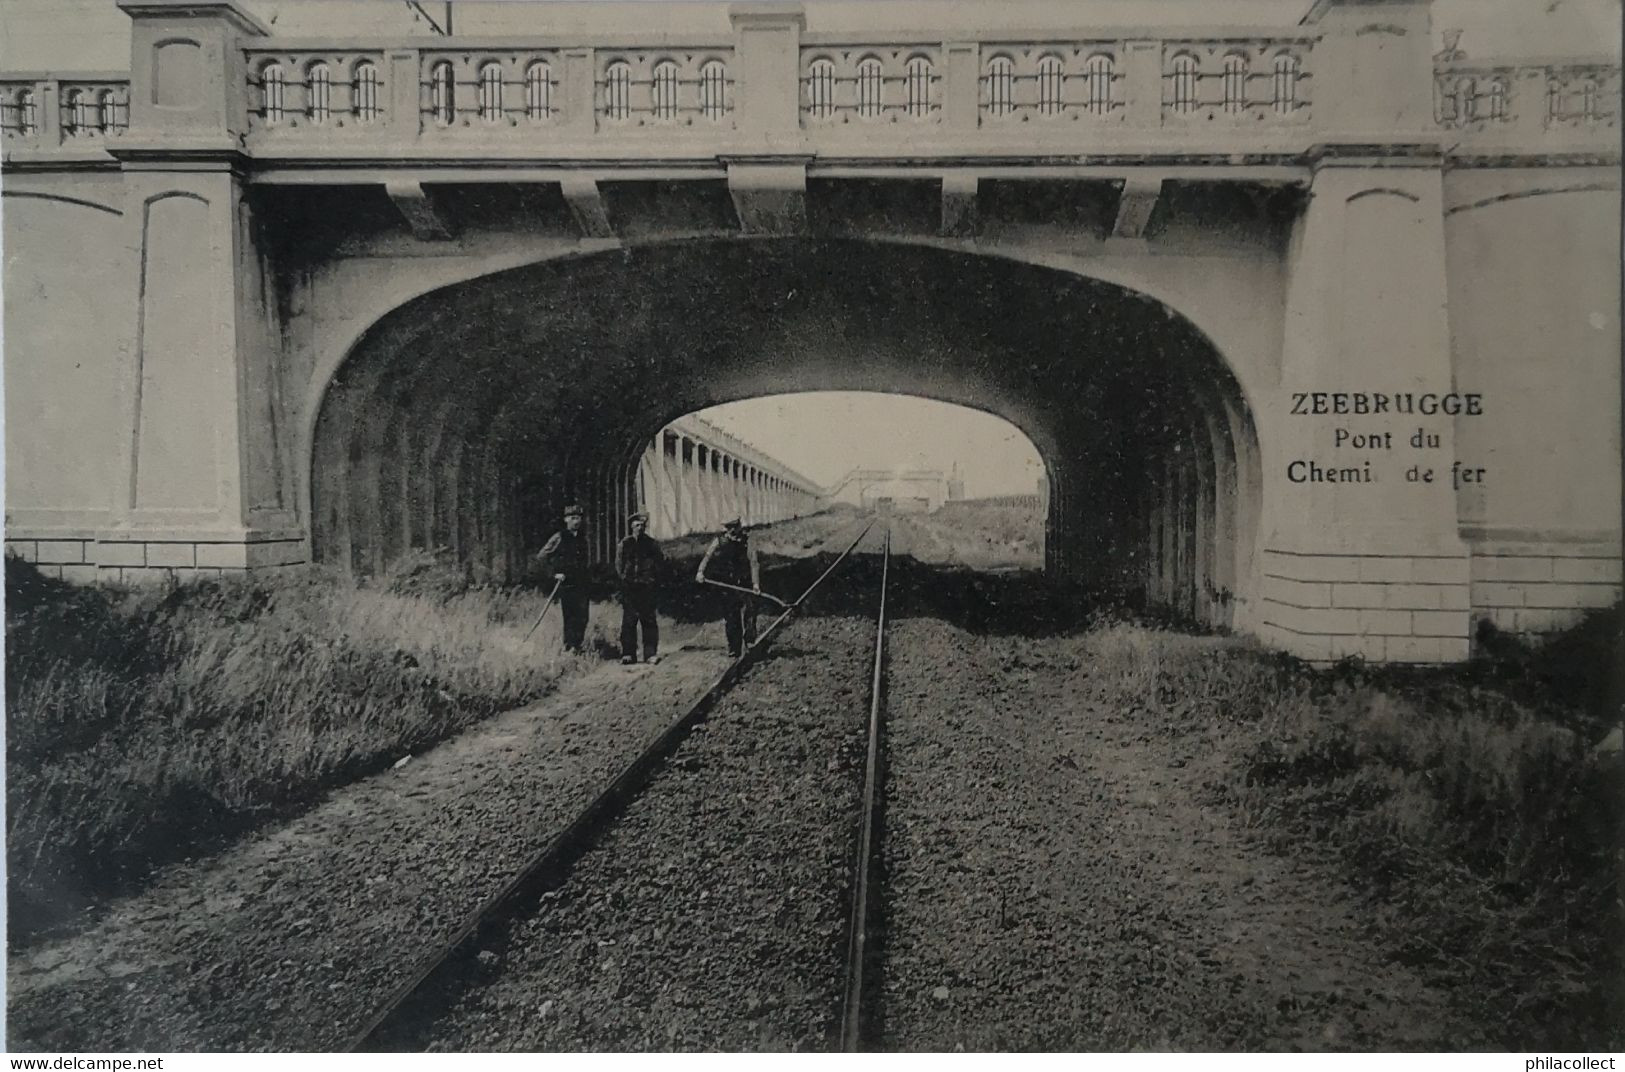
658;506;866;565
895;500;1045;570
1073;612;1623;1049
657;501;1044;573
4;552;629;940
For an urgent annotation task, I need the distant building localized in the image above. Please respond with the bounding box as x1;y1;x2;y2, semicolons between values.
824;467;952;514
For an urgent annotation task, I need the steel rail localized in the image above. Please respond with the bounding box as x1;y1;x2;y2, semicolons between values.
347;516;876;1051
839;526;890;1052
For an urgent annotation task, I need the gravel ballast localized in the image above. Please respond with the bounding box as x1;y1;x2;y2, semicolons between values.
407;612;877;1052
875;616;1488;1051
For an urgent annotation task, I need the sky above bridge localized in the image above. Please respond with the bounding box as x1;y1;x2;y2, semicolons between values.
695;392;1046;499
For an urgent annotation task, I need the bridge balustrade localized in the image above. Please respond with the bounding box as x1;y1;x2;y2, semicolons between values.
1432;59;1620;148
590;49;736;126
1;77;129;146
1156;39;1315;124
797;45;944;124
973;45;1125;123
243;50;388;132
2;21;1620;162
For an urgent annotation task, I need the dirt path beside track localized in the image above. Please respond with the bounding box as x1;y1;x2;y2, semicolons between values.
7;631;729;1052
877;616;1489;1051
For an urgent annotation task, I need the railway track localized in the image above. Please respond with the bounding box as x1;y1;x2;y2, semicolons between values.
839;526;888;1051
350;517;895;1052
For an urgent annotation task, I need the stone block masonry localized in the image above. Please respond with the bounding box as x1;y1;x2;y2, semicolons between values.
1469;550;1622;635
5;536;309;584
1259;548;1473;665
1261;542;1622;660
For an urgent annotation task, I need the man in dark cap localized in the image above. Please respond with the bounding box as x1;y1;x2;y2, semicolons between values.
539;503;591;653
616;510;665;665
695;518;761;658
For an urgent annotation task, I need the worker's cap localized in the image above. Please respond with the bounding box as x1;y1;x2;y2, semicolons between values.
629;510;650;524
723;518;744;530
563;504;584;518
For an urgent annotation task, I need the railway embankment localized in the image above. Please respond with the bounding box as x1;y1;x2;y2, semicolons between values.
6;507;1618;1051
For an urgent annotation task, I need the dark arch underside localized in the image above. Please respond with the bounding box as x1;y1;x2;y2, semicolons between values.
312;237;1261;625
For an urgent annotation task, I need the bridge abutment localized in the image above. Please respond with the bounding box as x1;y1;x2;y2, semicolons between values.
98;164;305;581
5;2;311;583
1260;164;1472;663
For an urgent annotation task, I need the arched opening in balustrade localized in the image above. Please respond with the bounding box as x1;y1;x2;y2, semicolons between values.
525;61;552;120
904;55;933;118
1170;54;1199;115
1271;52;1299;114
1222;54;1248;114
1084;53;1114;115
699;60;727;121
856;57;884;118
308;238;1261;629
259;62;286;123
985;54;1015;116
603;61;632;120
63;88;88;135
806;56;836;119
1455;76;1477;123
1037;54;1064;115
429;61;455;125
478;61;504;122
12;87;38;134
97;88;119;131
306;62;332;124
352;62;379;121
652;60;680;121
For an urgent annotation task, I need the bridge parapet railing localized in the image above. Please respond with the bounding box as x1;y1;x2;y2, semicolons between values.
796;34;1314;132
414;48;564;131
588;47;736;129
1156;38;1315;126
1433;57;1620;148
5;28;1620;164
972;42;1126;126
1;75;129;148
234;31;1320;149
238;39;739;147
243;48;390;135
798;44;944;125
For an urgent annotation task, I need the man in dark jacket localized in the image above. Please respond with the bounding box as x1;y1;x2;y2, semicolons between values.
539;503;591;653
616;510;665;665
695;518;761;658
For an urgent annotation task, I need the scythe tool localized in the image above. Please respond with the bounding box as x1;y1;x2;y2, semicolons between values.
521;577;565;644
700;578;790;609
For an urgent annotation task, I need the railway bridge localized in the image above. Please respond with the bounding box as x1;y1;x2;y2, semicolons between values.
1;0;1619;663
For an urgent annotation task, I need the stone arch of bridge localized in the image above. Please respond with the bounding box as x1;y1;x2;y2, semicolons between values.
309;236;1262;628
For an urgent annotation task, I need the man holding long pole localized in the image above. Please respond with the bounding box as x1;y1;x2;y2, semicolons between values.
695;518;761;658
538;503;591;654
